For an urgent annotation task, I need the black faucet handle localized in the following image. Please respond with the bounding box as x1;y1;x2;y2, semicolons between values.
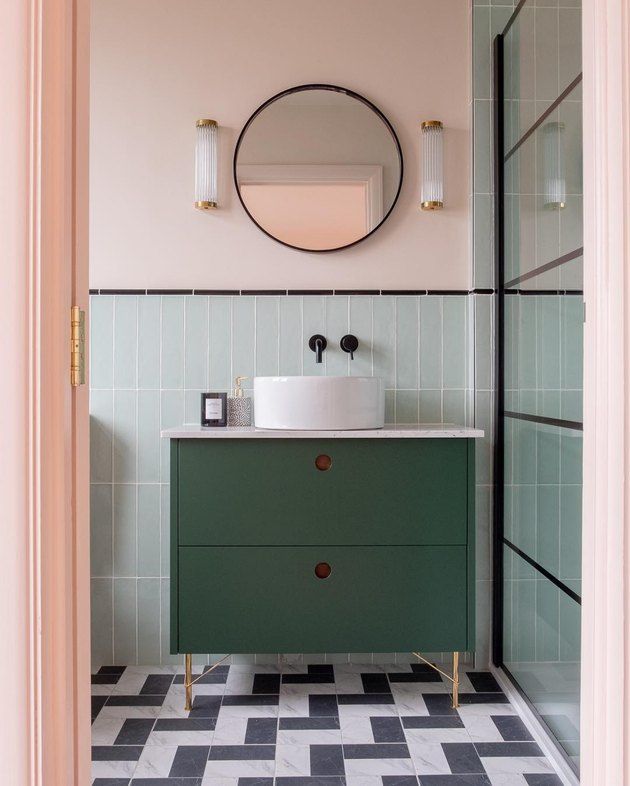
308;334;327;364
340;334;359;360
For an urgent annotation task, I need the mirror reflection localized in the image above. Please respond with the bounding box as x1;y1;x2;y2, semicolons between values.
234;86;403;252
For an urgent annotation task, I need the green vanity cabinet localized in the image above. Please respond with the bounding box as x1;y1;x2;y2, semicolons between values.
169;436;477;659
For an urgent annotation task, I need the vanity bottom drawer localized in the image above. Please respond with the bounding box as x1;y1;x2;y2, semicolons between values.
175;546;470;653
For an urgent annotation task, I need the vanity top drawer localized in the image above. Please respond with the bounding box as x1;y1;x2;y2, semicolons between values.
173;438;471;546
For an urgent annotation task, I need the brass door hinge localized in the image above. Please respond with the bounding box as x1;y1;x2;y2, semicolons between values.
71;305;86;386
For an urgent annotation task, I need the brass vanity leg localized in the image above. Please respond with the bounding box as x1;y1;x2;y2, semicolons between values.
452;651;459;709
184;653;193;711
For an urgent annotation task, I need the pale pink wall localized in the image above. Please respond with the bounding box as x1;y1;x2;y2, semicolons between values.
90;0;470;289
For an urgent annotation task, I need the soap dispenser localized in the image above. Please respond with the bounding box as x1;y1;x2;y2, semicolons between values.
227;376;252;426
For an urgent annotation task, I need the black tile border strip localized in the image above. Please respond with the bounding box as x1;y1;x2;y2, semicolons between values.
503;538;582;605
504;247;583;289
504;74;583;162
89;288;498;297
504;409;583;431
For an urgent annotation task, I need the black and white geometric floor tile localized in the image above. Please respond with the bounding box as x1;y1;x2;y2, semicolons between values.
91;663;566;786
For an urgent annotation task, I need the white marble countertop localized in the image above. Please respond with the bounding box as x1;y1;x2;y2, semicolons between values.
161;424;484;439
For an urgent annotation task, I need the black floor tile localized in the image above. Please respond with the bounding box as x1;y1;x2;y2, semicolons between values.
114;719;155;745
140;675;174;695
467;673;502;693
279;717;340;730
337;693;394;705
91;746;143;761
208;745;275;760
411;664;442;675
237;779;274;786
168;745;210;777
188;695;222;718
98;666;126;675
106;695;164;707
389;672;442;683
92;674;121;685
310;744;345;776
475;741;543;758
418;776;491;785
343;743;410;759
308;694;339;716
252;673;281;694
153;718;216;731
370;717;406;742
361;672;391;693
244;717;277;744
457;692;509;705
275;778;346;786
441;743;485;774
222;694;279;706
92;780;130;786
173;670;227;685
491;715;534;741
92;695;108;720
523;776;564;786
422;695;458;716
283;674;335;684
402;716;464;729
382;777;419;786
308;665;334;675
131;778;201;786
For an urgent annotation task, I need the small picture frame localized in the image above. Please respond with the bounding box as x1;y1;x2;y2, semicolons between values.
201;392;227;427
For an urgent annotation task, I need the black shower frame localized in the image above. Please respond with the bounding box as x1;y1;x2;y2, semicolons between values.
492;15;582;777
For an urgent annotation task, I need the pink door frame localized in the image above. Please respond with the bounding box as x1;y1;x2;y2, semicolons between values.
581;0;630;783
1;1;629;783
0;0;91;783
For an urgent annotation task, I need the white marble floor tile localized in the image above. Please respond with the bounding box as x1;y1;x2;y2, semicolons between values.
345;778;383;786
278;690;310;717
344;757;415;777
217;704;278;719
339;717;374;744
333;673;365;693
97;705;161;720
403;726;471;744
201;778;241;786
456;702;517;717
407;741;452;775
133;744;177;778
212;717;249;745
462;714;505;742
481;756;557;775
390;686;430;715
90;683;116;696
202;758;275;778
147;729;215;746
91;760;138;780
276;727;341;745
90;717;125;745
488;776;529;785
337;703;398;718
274;744;311;777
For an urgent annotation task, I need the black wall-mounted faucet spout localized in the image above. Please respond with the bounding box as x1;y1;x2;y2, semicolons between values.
340;334;359;360
308;334;327;364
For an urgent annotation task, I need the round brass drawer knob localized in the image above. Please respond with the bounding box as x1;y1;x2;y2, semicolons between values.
314;562;332;579
315;454;332;471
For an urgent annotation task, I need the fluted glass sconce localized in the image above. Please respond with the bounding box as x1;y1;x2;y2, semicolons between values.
420;120;444;210
195;119;218;209
542;121;566;210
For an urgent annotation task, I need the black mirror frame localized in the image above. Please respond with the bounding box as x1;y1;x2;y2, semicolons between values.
233;84;404;253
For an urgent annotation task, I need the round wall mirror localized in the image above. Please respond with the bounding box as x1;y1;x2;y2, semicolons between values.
234;85;403;252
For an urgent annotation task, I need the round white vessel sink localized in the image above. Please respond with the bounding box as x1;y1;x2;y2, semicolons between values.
254;376;385;430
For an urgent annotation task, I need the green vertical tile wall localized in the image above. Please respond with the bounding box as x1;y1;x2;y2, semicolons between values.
89;292;477;667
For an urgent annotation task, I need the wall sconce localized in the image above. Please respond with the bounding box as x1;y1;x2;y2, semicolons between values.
195;119;218;210
420;120;444;210
542;121;566;210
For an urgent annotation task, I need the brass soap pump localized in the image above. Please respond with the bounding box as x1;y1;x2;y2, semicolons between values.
227;375;251;426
